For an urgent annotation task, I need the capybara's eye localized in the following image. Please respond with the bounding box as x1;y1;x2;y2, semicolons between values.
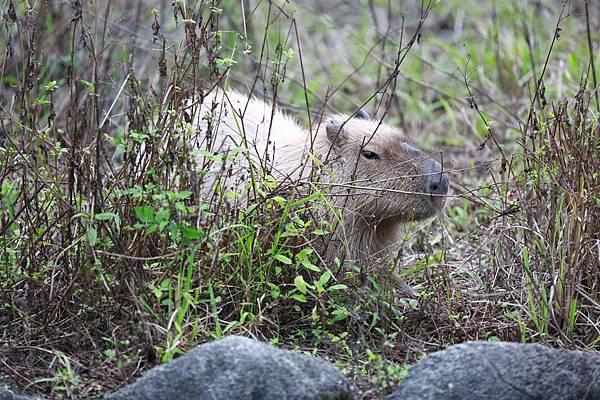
361;149;381;160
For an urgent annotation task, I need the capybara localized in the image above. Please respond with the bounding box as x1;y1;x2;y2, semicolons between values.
193;89;448;278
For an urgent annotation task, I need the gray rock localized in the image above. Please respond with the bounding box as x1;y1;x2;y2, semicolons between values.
106;335;352;400
0;387;39;400
387;341;600;400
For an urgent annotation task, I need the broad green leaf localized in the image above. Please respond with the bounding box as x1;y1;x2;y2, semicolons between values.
294;275;307;294
274;254;292;265
331;308;349;321
135;206;155;223
318;271;331;286
155;208;170;222
180;226;203;240
290;293;306;303
301;260;321;272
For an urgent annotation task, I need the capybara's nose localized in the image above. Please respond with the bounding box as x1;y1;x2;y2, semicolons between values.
427;172;449;195
425;162;449;195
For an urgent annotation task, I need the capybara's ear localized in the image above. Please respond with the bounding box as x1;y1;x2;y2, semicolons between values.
326;119;345;146
355;109;370;119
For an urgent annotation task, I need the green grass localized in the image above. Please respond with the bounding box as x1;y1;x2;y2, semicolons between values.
1;0;599;398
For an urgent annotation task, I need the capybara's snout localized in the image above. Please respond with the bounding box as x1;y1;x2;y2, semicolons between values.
424;160;449;197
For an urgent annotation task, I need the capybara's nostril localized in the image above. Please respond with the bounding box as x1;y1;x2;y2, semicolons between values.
427;172;449;195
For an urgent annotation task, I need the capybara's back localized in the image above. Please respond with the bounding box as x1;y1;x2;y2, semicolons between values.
192;90;309;196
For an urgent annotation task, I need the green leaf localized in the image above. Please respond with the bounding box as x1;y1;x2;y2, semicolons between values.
114;214;121;232
135;206;155;223
80;79;95;92
245;203;259;215
318;271;331;286
312;228;328;235
297;248;320;271
223;320;238;334
177;191;193;200
328;284;348;291
274;254;292;265
331;308;349;322
294;275;307;294
314;280;324;294
283;48;295;58
44;80;58;92
147;224;159;235
87;228;97;246
296;248;313;260
272;196;286;205
155;208;170;222
301;260;321;272
180;226;203;240
290;293;306;303
1;179;11;195
95;212;116;221
268;283;280;299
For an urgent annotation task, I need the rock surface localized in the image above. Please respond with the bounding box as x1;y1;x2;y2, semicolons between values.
106;335;352;400
0;387;39;400
387;341;600;400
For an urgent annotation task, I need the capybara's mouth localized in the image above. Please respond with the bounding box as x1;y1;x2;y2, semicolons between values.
429;193;447;210
411;194;447;221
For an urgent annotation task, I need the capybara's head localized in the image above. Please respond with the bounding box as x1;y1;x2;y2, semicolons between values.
320;111;448;223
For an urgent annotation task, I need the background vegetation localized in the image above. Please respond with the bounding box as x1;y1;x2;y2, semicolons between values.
1;0;599;398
